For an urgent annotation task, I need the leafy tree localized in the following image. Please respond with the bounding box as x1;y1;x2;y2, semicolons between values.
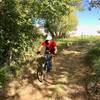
0;0;81;63
44;6;78;35
0;0;34;64
0;0;20;64
0;0;81;88
59;11;78;33
0;0;81;64
89;0;100;8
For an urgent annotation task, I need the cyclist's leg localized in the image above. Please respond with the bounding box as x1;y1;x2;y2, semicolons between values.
47;61;52;72
44;54;47;71
49;54;52;71
43;63;47;70
47;54;52;72
44;54;51;72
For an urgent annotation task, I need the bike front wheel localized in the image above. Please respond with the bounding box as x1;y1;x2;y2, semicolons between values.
37;67;43;82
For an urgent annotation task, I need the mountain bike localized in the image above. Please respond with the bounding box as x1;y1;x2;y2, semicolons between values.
34;54;44;82
35;53;52;82
34;49;56;82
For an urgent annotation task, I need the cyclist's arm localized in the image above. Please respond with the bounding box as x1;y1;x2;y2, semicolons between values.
54;46;57;54
38;45;44;52
37;41;46;53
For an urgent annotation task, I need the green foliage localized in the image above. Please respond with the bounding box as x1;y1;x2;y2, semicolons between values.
84;47;100;66
83;41;100;86
93;58;100;79
0;0;81;88
95;40;100;47
56;38;74;53
0;0;33;64
32;0;81;19
0;0;34;88
89;0;100;8
45;12;78;33
0;0;81;64
0;63;23;88
34;0;81;33
0;66;10;87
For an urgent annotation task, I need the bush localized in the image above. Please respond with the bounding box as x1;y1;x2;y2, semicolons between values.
95;40;100;47
0;66;10;88
93;58;100;82
83;47;100;66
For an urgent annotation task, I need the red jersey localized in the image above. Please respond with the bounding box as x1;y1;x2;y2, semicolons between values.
41;40;56;54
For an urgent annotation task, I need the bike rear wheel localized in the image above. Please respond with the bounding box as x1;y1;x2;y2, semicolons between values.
37;68;43;82
37;64;47;82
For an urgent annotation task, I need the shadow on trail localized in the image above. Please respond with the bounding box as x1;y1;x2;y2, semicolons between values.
49;50;87;100
5;45;93;100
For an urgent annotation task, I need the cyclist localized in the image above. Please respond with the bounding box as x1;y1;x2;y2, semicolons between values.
37;33;57;73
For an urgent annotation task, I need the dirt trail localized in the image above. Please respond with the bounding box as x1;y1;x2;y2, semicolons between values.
6;45;89;100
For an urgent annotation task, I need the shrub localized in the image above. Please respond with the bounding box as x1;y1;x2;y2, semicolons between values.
83;47;100;66
0;66;10;88
95;40;100;47
93;58;100;82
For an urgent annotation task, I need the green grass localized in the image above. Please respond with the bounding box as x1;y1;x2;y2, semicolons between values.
56;36;100;45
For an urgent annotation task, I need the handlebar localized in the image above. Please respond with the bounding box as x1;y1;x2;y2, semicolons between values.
37;51;57;56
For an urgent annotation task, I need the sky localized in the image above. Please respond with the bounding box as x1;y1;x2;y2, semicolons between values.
76;0;100;35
